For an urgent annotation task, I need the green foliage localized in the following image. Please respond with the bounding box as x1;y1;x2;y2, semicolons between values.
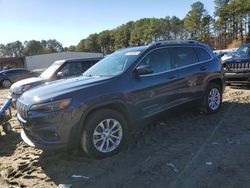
0;41;24;57
37;39;64;54
114;22;133;50
22;40;44;56
0;39;64;57
76;34;101;53
65;45;76;51
98;30;113;54
184;1;206;39
213;0;250;48
76;39;87;52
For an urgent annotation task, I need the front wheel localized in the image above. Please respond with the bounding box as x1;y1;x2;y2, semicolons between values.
201;83;222;114
80;109;128;159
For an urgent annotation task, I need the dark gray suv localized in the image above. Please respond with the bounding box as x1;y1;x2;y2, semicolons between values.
17;40;225;158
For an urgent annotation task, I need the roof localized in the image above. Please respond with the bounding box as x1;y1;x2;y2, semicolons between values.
63;56;103;62
148;40;200;48
25;51;103;58
0;68;27;73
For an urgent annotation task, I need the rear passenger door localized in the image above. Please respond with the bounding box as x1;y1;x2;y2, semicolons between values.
193;47;214;95
169;46;211;101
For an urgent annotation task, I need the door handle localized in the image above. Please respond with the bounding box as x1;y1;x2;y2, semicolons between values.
166;75;177;79
200;66;207;71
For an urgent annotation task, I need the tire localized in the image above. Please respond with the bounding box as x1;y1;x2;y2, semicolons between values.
2;79;12;88
3;122;11;134
201;83;222;114
80;109;128;159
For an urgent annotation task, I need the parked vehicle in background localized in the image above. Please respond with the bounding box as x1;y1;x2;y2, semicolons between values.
16;40;224;159
214;48;237;62
223;43;250;85
10;57;102;107
0;68;39;88
221;51;235;62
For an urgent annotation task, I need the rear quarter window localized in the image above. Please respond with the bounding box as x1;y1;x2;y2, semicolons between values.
195;47;212;62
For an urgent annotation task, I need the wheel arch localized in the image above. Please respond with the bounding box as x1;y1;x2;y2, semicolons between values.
80;101;132;131
205;75;225;93
208;78;224;90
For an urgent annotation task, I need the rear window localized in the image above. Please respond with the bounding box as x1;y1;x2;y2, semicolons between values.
195;47;211;61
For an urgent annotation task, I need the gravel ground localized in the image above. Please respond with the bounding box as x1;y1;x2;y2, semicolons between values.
0;86;250;188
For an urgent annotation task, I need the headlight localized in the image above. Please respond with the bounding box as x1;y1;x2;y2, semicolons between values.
30;98;72;112
12;85;31;94
23;85;31;92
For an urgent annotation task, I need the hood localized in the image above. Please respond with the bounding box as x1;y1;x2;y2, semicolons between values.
19;76;111;104
12;77;46;87
10;77;46;94
223;56;250;64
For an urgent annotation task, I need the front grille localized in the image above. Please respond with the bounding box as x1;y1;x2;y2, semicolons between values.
225;62;250;72
16;101;29;119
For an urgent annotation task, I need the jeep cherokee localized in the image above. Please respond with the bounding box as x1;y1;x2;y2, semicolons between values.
223;43;250;85
16;40;225;159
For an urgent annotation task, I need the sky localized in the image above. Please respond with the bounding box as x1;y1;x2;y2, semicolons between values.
0;0;215;47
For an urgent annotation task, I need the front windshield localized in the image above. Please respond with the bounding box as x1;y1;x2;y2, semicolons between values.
83;48;144;77
234;45;250;58
40;60;64;79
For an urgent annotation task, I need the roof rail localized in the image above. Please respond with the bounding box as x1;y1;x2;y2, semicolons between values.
148;40;200;47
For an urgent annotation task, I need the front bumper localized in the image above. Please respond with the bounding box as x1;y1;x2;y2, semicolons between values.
224;72;250;84
17;109;82;150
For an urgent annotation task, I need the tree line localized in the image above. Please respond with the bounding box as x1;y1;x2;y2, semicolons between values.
1;0;250;57
0;39;64;57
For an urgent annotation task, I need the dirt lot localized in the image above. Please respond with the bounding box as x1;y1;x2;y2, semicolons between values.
0;86;250;188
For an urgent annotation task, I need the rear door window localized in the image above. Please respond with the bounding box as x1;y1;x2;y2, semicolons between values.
195;47;212;62
170;47;198;68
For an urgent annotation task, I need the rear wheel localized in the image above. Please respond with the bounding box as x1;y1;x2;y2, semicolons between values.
80;109;128;159
2;79;12;88
201;83;222;114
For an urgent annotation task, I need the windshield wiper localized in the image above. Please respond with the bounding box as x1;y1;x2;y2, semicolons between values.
84;74;102;77
83;74;93;77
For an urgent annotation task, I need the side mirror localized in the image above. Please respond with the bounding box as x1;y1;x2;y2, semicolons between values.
133;65;153;77
57;72;64;79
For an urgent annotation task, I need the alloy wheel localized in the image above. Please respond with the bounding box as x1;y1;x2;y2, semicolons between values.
208;88;221;111
92;118;123;153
